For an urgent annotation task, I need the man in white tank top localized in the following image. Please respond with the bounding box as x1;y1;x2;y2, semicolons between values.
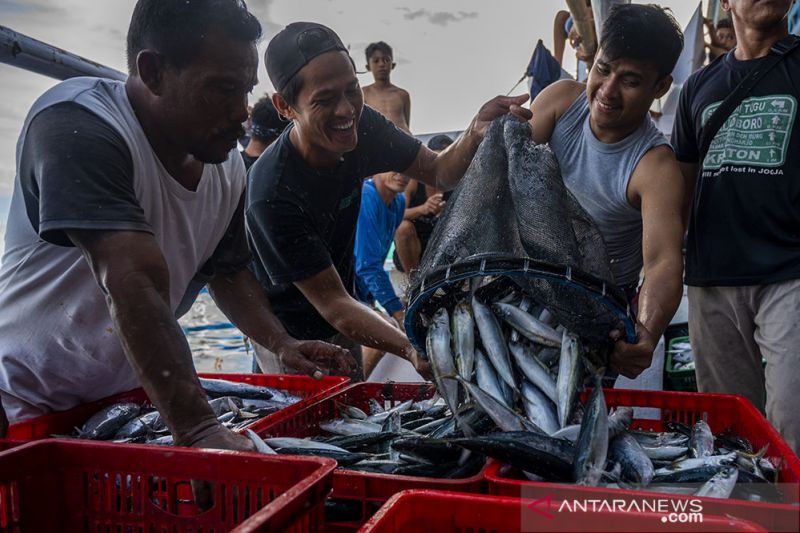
0;0;354;448
528;5;685;380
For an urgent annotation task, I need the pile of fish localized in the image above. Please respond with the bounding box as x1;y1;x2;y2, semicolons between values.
66;378;301;445
668;339;695;371
246;395;488;478
414;285;783;501
233;285;785;502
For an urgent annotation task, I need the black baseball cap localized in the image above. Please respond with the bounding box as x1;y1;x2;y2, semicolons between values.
266;22;348;92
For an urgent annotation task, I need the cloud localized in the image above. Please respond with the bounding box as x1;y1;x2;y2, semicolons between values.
0;0;66;17
399;8;478;26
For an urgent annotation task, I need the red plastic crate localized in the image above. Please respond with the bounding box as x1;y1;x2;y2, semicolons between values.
485;388;800;532
254;382;486;530
358;490;767;533
0;440;22;453
0;439;335;532
3;373;349;441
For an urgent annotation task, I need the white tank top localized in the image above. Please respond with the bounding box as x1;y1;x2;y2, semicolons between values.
0;77;245;420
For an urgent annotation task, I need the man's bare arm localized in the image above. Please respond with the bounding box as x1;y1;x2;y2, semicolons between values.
529;79;585;144
402;94;532;191
208;268;355;377
294;266;431;379
610;146;685;378
67;229;252;450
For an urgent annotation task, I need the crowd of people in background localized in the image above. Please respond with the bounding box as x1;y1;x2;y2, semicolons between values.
0;0;797;456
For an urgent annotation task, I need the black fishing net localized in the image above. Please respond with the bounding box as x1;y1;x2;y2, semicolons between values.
404;115;635;366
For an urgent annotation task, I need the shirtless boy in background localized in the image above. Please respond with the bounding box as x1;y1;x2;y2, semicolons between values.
363;41;411;132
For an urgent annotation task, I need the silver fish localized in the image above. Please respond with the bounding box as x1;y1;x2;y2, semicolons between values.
654;452;737;475
520;381;560;435
138;410;166;432
551;424;581;442
609;433;654;487
80;403;141;440
689;420;714;458
199;378;276;400
319;418;383;436
509;341;558;404
538;307;557;327
492;302;562;348
629;431;689;448
451;302;476;383
145;434;174;446
456;377;542;433
573;377;608;486
264;437;351;453
472;296;516;388
475;347;513;409
368;398;385;415
695;466;739;499
537;347;560;366
366;400;414;424
556;331;583;428
426;308;460;416
607;407;634;440
207;396;242;417
641;445;689;461
337;404;368;421
113;416;153;441
245;429;277;454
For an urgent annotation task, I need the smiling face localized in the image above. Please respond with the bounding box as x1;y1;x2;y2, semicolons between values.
586;49;670;142
367;49;394;82
278;50;363;167
155;28;258;163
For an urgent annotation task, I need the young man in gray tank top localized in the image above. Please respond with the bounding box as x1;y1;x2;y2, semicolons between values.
527;5;685;380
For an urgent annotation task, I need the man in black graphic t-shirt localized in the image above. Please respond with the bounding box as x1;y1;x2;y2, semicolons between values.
246;22;531;379
673;0;799;453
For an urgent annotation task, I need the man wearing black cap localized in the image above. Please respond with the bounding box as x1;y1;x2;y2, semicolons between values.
246;22;531;379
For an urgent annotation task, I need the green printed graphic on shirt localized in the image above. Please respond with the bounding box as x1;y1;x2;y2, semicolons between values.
701;95;796;170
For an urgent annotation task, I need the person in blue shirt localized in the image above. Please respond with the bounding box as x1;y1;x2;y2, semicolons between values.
354;171;409;378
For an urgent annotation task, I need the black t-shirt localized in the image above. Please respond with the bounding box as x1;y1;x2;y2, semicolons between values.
246;106;421;339
20;102;250;282
673;45;800;287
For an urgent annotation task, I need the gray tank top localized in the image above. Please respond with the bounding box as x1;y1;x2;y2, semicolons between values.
549;92;669;287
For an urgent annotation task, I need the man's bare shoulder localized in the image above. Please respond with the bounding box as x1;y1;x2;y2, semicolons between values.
529;80;585;143
538;80;585;112
639;144;680;172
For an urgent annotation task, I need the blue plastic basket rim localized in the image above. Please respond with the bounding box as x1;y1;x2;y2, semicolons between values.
404;255;637;355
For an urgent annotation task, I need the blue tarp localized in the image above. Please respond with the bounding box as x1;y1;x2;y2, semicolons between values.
525;39;563;100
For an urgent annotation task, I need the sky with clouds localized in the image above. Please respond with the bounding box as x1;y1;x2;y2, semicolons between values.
0;0;700;208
